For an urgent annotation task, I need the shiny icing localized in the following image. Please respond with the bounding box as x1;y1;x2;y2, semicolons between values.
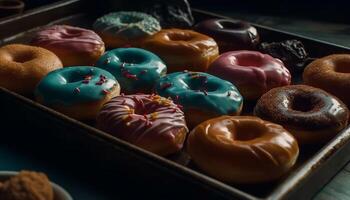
31;25;104;53
141;28;219;72
35;66;118;106
187;116;299;183
93;11;161;39
95;48;166;94
194;19;259;52
155;71;243;115
208;50;291;93
96;94;188;154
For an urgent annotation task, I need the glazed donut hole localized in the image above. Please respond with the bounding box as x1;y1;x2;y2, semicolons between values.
167;32;194;42
233;120;266;141
218;20;246;30
233;53;264;67
119;15;144;24
185;77;219;92
11;51;35;63
63;29;83;37
117;51;147;65
289;93;322;112
334;59;350;73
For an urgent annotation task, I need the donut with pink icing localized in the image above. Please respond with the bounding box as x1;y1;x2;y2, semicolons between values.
96;94;188;156
208;50;291;100
31;25;105;66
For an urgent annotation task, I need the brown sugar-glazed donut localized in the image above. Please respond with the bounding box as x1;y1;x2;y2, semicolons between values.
254;85;349;145
141;28;219;72
187;116;299;184
0;44;62;94
303;54;350;107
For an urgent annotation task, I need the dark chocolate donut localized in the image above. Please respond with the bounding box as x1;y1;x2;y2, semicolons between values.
143;0;194;28
254;85;349;145
194;18;260;53
258;40;309;74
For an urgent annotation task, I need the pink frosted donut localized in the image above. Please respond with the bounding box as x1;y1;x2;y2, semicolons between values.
96;94;188;156
31;25;105;66
208;50;291;100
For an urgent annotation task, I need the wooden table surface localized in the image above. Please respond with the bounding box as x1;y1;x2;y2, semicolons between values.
207;10;350;200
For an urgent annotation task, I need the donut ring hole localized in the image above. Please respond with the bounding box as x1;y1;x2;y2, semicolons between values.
233;120;266;141
119;15;143;24
167;33;193;41
12;51;35;63
234;54;264;67
64;29;82;37
61;70;93;83
186;77;218;92
334;59;350;73
290;94;320;112
219;21;246;30
118;52;146;65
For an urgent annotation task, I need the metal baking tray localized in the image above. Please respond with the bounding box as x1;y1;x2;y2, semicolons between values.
1;0;350;199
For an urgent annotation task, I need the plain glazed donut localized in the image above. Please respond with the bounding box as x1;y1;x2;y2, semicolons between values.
187;116;299;184
303;54;350;107
95;47;166;94
31;25;105;66
96;94;188;156
35;66;120;120
254;85;349;145
0;44;62;94
141;28;219;72
155;71;243;128
194;19;260;53
208;50;291;100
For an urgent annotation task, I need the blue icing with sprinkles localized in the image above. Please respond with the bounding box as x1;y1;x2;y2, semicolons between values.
95;48;166;94
35;66;118;106
155;71;243;115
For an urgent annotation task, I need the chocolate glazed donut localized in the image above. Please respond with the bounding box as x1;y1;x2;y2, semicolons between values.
194;19;260;53
254;85;349;145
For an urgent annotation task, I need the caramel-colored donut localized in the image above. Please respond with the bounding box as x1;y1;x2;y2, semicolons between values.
141;29;219;72
187;116;299;184
0;44;62;94
303;54;350;107
254;85;349;145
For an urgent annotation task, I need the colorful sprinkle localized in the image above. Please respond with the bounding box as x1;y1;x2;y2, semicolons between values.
160;82;172;90
122;71;138;80
104;58;111;65
102;89;109;94
73;87;80;94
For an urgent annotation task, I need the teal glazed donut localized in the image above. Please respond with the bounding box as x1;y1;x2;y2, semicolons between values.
95;47;166;94
35;66;120;120
93;11;161;48
155;71;243;127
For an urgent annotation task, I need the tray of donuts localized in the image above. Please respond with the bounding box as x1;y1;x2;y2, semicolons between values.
1;0;350;199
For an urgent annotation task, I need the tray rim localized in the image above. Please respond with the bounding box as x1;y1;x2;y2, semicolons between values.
1;1;350;199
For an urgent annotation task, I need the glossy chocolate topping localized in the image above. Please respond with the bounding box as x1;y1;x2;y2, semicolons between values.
255;85;349;130
194;19;259;52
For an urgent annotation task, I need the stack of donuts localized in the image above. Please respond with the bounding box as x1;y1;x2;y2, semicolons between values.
0;8;349;186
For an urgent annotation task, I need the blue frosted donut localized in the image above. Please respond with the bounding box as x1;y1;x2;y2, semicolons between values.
155;71;243;127
93;11;161;48
35;66;120;120
95;47;166;94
